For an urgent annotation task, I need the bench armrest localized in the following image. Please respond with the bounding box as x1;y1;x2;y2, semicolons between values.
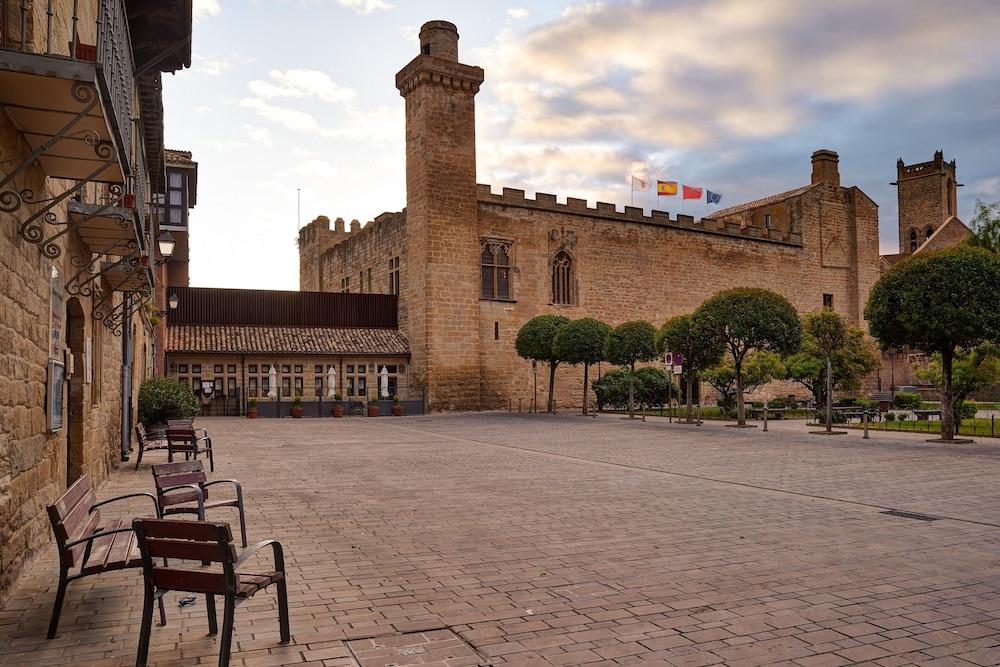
159;484;206;519
235;539;285;573
64;526;134;550
92;492;160;517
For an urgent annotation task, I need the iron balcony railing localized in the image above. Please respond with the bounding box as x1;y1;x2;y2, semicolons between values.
1;0;136;177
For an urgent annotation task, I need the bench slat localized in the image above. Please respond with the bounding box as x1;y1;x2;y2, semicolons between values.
147;537;236;562
51;477;92;519
152;569;226;594
154;471;207;489
59;489;98;542
138;519;232;542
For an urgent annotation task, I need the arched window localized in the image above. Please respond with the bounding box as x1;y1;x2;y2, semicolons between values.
551;251;574;305
924;225;935;242
908;228;918;253
480;240;511;300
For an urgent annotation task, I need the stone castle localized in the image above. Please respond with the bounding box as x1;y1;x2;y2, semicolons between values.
298;20;968;411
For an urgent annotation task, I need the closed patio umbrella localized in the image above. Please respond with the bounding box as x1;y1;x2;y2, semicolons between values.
327;365;336;398
380;366;389;398
267;364;278;399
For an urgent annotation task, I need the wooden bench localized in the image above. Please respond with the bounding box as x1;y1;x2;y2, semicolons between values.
133;423;169;470
132;519;290;667
45;476;166;638
151;460;248;547
166;423;214;471
913;409;942;421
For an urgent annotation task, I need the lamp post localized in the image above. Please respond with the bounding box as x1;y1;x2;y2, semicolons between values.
154;231;175;266
168;291;179;311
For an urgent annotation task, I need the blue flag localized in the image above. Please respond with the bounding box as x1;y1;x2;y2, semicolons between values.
706;190;722;205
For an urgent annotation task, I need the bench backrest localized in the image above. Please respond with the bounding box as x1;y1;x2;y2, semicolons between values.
151;460;208;496
133;519;237;594
46;476;100;568
166;426;197;445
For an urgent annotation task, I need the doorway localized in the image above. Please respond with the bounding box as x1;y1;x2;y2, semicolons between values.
65;298;85;486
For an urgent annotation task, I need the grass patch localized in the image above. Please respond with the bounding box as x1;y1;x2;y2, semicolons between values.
848;417;999;438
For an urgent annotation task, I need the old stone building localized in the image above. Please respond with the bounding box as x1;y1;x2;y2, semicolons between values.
299;20;883;412
0;0;192;602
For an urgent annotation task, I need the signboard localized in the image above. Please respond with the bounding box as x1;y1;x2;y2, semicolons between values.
663;351;684;375
84;337;93;384
47;359;65;433
49;265;64;359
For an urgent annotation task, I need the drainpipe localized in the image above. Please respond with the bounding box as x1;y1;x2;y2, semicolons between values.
241;354;246;415
119;293;132;461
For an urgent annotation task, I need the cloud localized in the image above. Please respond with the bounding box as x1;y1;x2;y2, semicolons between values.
193;0;221;18
243;124;274;147
192;53;251;76
507;8;529;19
240;97;321;133
247;69;356;105
969;177;1000;198
336;0;392;14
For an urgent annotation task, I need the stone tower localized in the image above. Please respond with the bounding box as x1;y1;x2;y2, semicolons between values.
894;150;958;255
395;21;484;410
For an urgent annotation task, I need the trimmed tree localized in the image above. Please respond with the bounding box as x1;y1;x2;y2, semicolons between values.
703;352;785;415
784;325;880;408
865;246;1000;441
604;320;658;419
515;315;570;413
695;288;802;425
656;314;725;422
553;317;611;415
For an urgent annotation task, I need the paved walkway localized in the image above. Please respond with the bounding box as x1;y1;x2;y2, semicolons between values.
2;413;1000;666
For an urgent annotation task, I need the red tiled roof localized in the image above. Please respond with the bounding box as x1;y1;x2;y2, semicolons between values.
166;325;409;356
705;183;820;220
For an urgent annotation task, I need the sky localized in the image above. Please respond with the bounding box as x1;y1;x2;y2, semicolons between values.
166;0;1000;290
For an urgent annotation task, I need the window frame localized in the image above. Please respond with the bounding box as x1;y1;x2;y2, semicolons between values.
480;239;513;301
551;250;575;306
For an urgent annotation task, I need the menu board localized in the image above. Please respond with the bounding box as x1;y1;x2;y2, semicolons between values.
47;360;65;433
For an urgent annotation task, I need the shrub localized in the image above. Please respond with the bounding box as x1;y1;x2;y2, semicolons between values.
834;396;860;407
884;412;896;422
892;392;922;410
633;367;677;408
593;367;677;410
767;397;790;409
856;398;877;410
957;400;978;420
138;377;199;426
897;413;909;421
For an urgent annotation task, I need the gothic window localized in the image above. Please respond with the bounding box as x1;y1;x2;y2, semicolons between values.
946;178;954;216
823;294;833;309
908;228;918;252
389;256;400;295
924;225;935;242
480;240;512;300
551;251;574;305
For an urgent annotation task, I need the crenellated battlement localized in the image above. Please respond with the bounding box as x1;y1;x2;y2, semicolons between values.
475;184;803;246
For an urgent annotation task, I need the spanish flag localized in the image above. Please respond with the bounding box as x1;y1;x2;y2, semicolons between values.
657;180;678;196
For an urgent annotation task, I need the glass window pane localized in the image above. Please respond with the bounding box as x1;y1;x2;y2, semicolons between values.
481;266;494;299
282;365;290;373
294;365;303;374
169;171;183;188
481;245;494;265
178;364;188;373
497;267;510;300
347;365;354;373
227;364;236;373
169;208;181;223
192;364;201;373
214;365;223;373
169;190;182;205
227;377;237;398
358;377;367;396
314;365;322;374
248;365;257;373
348;377;355;396
497;245;509;266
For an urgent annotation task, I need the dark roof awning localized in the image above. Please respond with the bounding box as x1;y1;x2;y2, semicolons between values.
125;0;193;73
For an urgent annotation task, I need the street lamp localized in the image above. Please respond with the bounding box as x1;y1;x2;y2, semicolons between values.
157;231;176;260
168;291;179;310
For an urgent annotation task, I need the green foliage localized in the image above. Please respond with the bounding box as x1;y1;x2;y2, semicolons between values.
553;318;610;365
897;413;909;422
138;377;199;426
806;308;847;357
702;351;786;401
784;318;879;406
592;367;677;410
884;412;897;422
892;392;922;410
293;394;303;405
515;315;571;363
248;397;257;408
604;321;658;367
696;288;803;362
865;246;1000;354
965;200;1000;253
914;344;1000;409
957;400;978;420
656;314;725;376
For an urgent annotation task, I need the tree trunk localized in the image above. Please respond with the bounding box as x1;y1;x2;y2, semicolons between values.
548;361;557;413
685;373;694;422
735;361;745;426
582;363;589;416
825;355;833;433
941;346;955;440
628;362;635;419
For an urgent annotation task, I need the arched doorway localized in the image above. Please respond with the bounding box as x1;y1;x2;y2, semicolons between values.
65;298;86;486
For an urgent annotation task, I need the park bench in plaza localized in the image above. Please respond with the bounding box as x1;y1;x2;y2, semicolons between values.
133;423;170;469
749;407;788;420
151;460;248;547
166;421;215;471
45;476;166;638
913;409;942;421
132;519;290;667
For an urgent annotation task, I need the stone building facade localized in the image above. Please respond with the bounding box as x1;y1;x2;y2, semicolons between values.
0;0;192;602
299;20;883;412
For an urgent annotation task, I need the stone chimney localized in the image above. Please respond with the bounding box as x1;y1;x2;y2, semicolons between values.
811;149;840;188
419;20;459;61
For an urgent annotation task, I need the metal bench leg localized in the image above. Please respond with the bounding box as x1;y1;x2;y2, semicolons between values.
218;595;236;667
157;594;166;626
276;578;291;644
135;444;143;470
236;490;248;548
136;582;155;667
46;569;69;639
206;593;218;635
207;438;214;472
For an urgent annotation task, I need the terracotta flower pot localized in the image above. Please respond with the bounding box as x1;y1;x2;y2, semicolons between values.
332;403;344;418
291;406;303;418
392;404;403;416
122;193;136;208
367;405;379;417
246;409;257;419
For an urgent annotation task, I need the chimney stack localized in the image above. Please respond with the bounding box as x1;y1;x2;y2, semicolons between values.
811;149;840;188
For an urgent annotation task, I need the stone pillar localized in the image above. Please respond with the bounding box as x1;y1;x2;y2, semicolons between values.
396;20;484;411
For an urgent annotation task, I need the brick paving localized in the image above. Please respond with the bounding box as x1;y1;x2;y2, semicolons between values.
2;413;1000;666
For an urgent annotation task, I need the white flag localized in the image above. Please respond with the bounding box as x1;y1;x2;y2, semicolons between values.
630;175;649;192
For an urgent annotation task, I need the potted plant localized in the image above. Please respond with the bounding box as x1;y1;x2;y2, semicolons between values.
332;393;344;418
367;393;379;417
247;397;258;419
290;394;304;418
392;394;403;416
